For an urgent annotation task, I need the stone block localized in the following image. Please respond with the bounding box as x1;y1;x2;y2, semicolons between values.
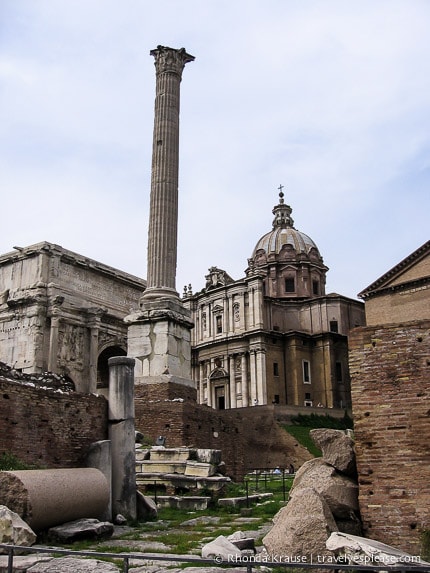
150;448;190;461
193;449;222;465
138;460;186;474
47;518;114;544
201;534;242;560
184;461;216;477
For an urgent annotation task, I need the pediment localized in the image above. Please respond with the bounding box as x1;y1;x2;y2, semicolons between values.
359;240;430;298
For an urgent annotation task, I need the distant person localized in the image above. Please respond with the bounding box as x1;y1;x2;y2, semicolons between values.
288;463;295;474
273;466;281;475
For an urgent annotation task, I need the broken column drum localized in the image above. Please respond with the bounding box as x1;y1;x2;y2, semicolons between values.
0;468;109;531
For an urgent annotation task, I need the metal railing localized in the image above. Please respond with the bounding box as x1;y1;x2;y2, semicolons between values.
1;544;429;573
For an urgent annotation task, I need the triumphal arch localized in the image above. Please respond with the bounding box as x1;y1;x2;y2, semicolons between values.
0;242;145;393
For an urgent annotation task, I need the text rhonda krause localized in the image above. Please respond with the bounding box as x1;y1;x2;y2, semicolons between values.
225;553;423;564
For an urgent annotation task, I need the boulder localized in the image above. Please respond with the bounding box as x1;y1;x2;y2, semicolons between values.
47;518;113;544
201;534;242;560
27;557;120;572
310;429;356;476
263;487;338;559
292;457;359;519
0;505;36;552
136;491;158;520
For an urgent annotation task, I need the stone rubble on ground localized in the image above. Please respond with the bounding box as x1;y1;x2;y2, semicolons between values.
26;557;120;572
201;535;243;560
0;505;36;552
0;361;74;393
47;519;114;544
326;531;430;567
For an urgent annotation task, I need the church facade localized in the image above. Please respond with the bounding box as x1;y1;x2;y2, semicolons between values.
183;192;365;410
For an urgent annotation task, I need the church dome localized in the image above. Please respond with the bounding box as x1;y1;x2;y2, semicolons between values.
247;189;327;299
253;225;319;259
251;190;323;262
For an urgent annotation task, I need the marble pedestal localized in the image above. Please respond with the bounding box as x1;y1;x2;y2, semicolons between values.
126;297;194;387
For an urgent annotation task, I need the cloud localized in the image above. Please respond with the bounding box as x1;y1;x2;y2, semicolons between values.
1;0;429;300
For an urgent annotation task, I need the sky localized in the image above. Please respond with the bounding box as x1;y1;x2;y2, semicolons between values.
1;1;429;300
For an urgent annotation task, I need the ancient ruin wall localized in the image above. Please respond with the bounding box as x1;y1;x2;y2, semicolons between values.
0;380;108;467
349;320;430;554
135;383;312;481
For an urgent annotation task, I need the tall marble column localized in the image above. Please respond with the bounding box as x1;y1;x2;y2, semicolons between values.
126;46;195;389
143;45;195;301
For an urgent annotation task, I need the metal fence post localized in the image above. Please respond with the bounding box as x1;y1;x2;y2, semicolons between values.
7;546;14;573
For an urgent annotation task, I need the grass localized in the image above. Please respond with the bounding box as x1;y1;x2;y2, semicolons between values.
59;478;293;558
282;412;354;457
283;425;322;457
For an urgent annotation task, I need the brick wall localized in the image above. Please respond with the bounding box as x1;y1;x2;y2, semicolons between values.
0;376;310;481
349;320;430;554
0;380;108;468
135;383;312;481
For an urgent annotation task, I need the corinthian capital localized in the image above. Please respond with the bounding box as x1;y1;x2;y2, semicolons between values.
150;45;195;77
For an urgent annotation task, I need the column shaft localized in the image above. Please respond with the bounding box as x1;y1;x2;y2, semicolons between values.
144;46;194;299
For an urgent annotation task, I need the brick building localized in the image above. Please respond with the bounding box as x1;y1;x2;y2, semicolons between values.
349;240;430;554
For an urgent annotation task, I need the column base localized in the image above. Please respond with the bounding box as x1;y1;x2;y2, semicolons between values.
126;297;194;384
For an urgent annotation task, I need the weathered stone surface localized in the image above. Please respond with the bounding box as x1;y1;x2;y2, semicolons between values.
0;553;54;572
184;461;216;477
194;449;222;465
113;514;127;525
150;447;190;461
136;491;158;520
0;505;36;551
263;487;338;559
139;460;186;474
155;496;210;510
292;457;358;518
0;469;109;531
47;518;113;543
227;531;255;552
310;429;356;476
201;535;242;560
27;557;120;572
181;516;221;527
326;532;428;566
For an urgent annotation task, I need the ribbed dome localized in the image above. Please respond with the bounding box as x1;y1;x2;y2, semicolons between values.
253;226;319;258
251;190;322;260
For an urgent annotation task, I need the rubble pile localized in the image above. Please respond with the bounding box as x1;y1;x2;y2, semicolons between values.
0;361;75;392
